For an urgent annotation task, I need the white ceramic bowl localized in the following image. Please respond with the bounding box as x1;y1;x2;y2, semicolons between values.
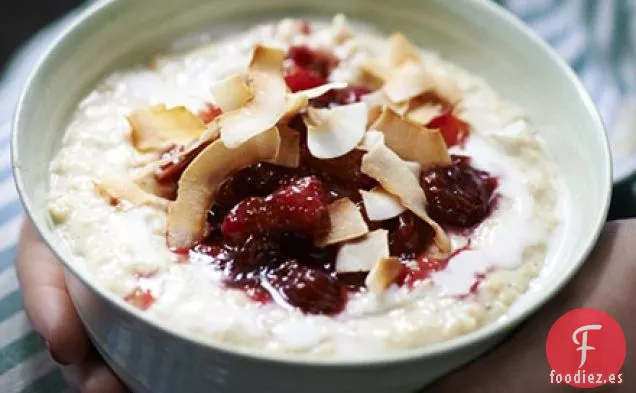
12;0;611;392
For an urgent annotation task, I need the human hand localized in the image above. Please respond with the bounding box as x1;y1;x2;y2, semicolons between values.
16;220;128;393
424;219;636;393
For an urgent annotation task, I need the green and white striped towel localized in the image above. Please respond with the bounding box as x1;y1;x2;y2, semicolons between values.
0;1;633;392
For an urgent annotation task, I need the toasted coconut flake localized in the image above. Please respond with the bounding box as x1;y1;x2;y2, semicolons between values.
95;176;168;210
279;82;347;123
316;198;369;247
357;130;385;151
360;186;406;221
361;90;390;108
134;124;221;200
383;61;435;104
433;75;462;105
134;168;178;200
198;123;221;145
210;74;252;112
267;125;300;168
305;102;367;159
361;143;450;252
390;101;410;116
407;103;443;125
361;90;390;126
404;160;421;179
389;32;421;67
282;93;309;122
371;107;450;168
219;45;287;148
365;256;402;294
167;127;280;249
360;59;391;82
367;105;383;128
128;105;206;152
298;82;348;99
335;229;389;273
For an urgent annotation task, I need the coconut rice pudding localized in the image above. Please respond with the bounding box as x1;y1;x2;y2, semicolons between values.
48;16;562;358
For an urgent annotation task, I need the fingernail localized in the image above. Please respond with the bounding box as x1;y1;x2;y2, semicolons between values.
45;340;70;366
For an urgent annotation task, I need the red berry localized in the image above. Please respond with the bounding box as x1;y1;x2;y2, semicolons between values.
387;212;434;257
284;46;338;92
265;259;346;315
284;65;327;92
427;109;470;147
215;162;306;209
232;234;279;270
421;155;497;228
221;176;330;242
287;46;337;77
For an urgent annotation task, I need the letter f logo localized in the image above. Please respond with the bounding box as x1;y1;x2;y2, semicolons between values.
572;324;602;368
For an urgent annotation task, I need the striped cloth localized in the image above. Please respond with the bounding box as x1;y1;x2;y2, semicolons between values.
0;1;634;392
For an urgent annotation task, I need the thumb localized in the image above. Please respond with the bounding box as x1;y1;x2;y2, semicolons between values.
15;220;90;365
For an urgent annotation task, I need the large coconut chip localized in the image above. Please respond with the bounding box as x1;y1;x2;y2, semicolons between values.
365;256;402;294
219;45;287;148
278;82;348;124
371;107;450;168
361;90;391;126
134;167;178;200
360;186;406;221
360;59;391;83
315;198;369;247
382;61;435;104
432;74;462;106
363;33;462;106
280;83;349;124
359;33;420;83
389;32;421;67
335;229;389;273
267;124;300;168
281;93;309;123
133;124;221;199
298;82;348;99
407;102;443;125
361;143;450;252
404;160;422;179
356;130;385;151
95;176;168;210
305;102;367;159
128;105;206;152
210;74;252;112
167;126;281;250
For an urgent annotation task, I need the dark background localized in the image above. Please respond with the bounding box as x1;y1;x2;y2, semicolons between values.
0;0;83;68
1;0;636;219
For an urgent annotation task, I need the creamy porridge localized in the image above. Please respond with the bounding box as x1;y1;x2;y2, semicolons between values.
48;16;562;358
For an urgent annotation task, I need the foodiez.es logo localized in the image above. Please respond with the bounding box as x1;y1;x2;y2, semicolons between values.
546;308;626;388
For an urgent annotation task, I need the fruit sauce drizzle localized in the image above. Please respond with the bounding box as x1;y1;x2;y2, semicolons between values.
128;42;499;314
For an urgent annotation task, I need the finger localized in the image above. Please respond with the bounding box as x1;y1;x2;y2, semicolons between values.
62;352;129;393
15;220;90;365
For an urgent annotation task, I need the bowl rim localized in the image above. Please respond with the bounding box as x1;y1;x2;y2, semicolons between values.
11;0;612;367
